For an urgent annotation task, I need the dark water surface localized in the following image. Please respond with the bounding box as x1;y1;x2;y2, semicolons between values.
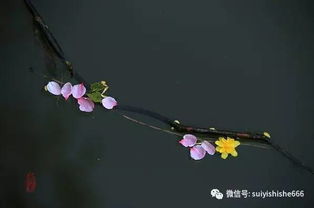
1;0;314;207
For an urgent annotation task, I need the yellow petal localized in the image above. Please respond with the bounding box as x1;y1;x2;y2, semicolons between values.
215;146;222;152
227;137;234;142
221;152;228;159
231;150;238;157
221;138;227;143
215;140;223;146
234;141;240;147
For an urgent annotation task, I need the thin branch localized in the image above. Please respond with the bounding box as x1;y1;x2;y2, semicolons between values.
118;113;270;149
115;105;270;141
24;0;87;83
120;114;182;137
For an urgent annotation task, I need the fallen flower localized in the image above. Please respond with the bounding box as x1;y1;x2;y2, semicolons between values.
215;137;240;159
46;81;61;95
179;134;197;147
201;140;215;155
72;83;86;99
61;82;72;100
102;96;117;109
45;81;116;113
78;97;95;112
179;134;215;160
190;145;206;160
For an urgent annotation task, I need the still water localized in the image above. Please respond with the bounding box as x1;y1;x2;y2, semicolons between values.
1;0;314;207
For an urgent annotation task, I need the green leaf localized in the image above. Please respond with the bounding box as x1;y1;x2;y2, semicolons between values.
87;92;103;103
90;82;105;92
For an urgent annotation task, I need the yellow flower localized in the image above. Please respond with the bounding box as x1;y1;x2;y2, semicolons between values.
215;137;240;159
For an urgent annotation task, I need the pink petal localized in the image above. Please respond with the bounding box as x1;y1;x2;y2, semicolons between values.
201;141;215;155
102;96;117;109
179;134;197;147
46;81;61;95
61;82;72;100
72;83;86;99
190;145;206;160
77;97;95;112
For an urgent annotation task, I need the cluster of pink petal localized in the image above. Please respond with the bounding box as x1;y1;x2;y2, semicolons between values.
179;134;215;160
46;81;117;112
